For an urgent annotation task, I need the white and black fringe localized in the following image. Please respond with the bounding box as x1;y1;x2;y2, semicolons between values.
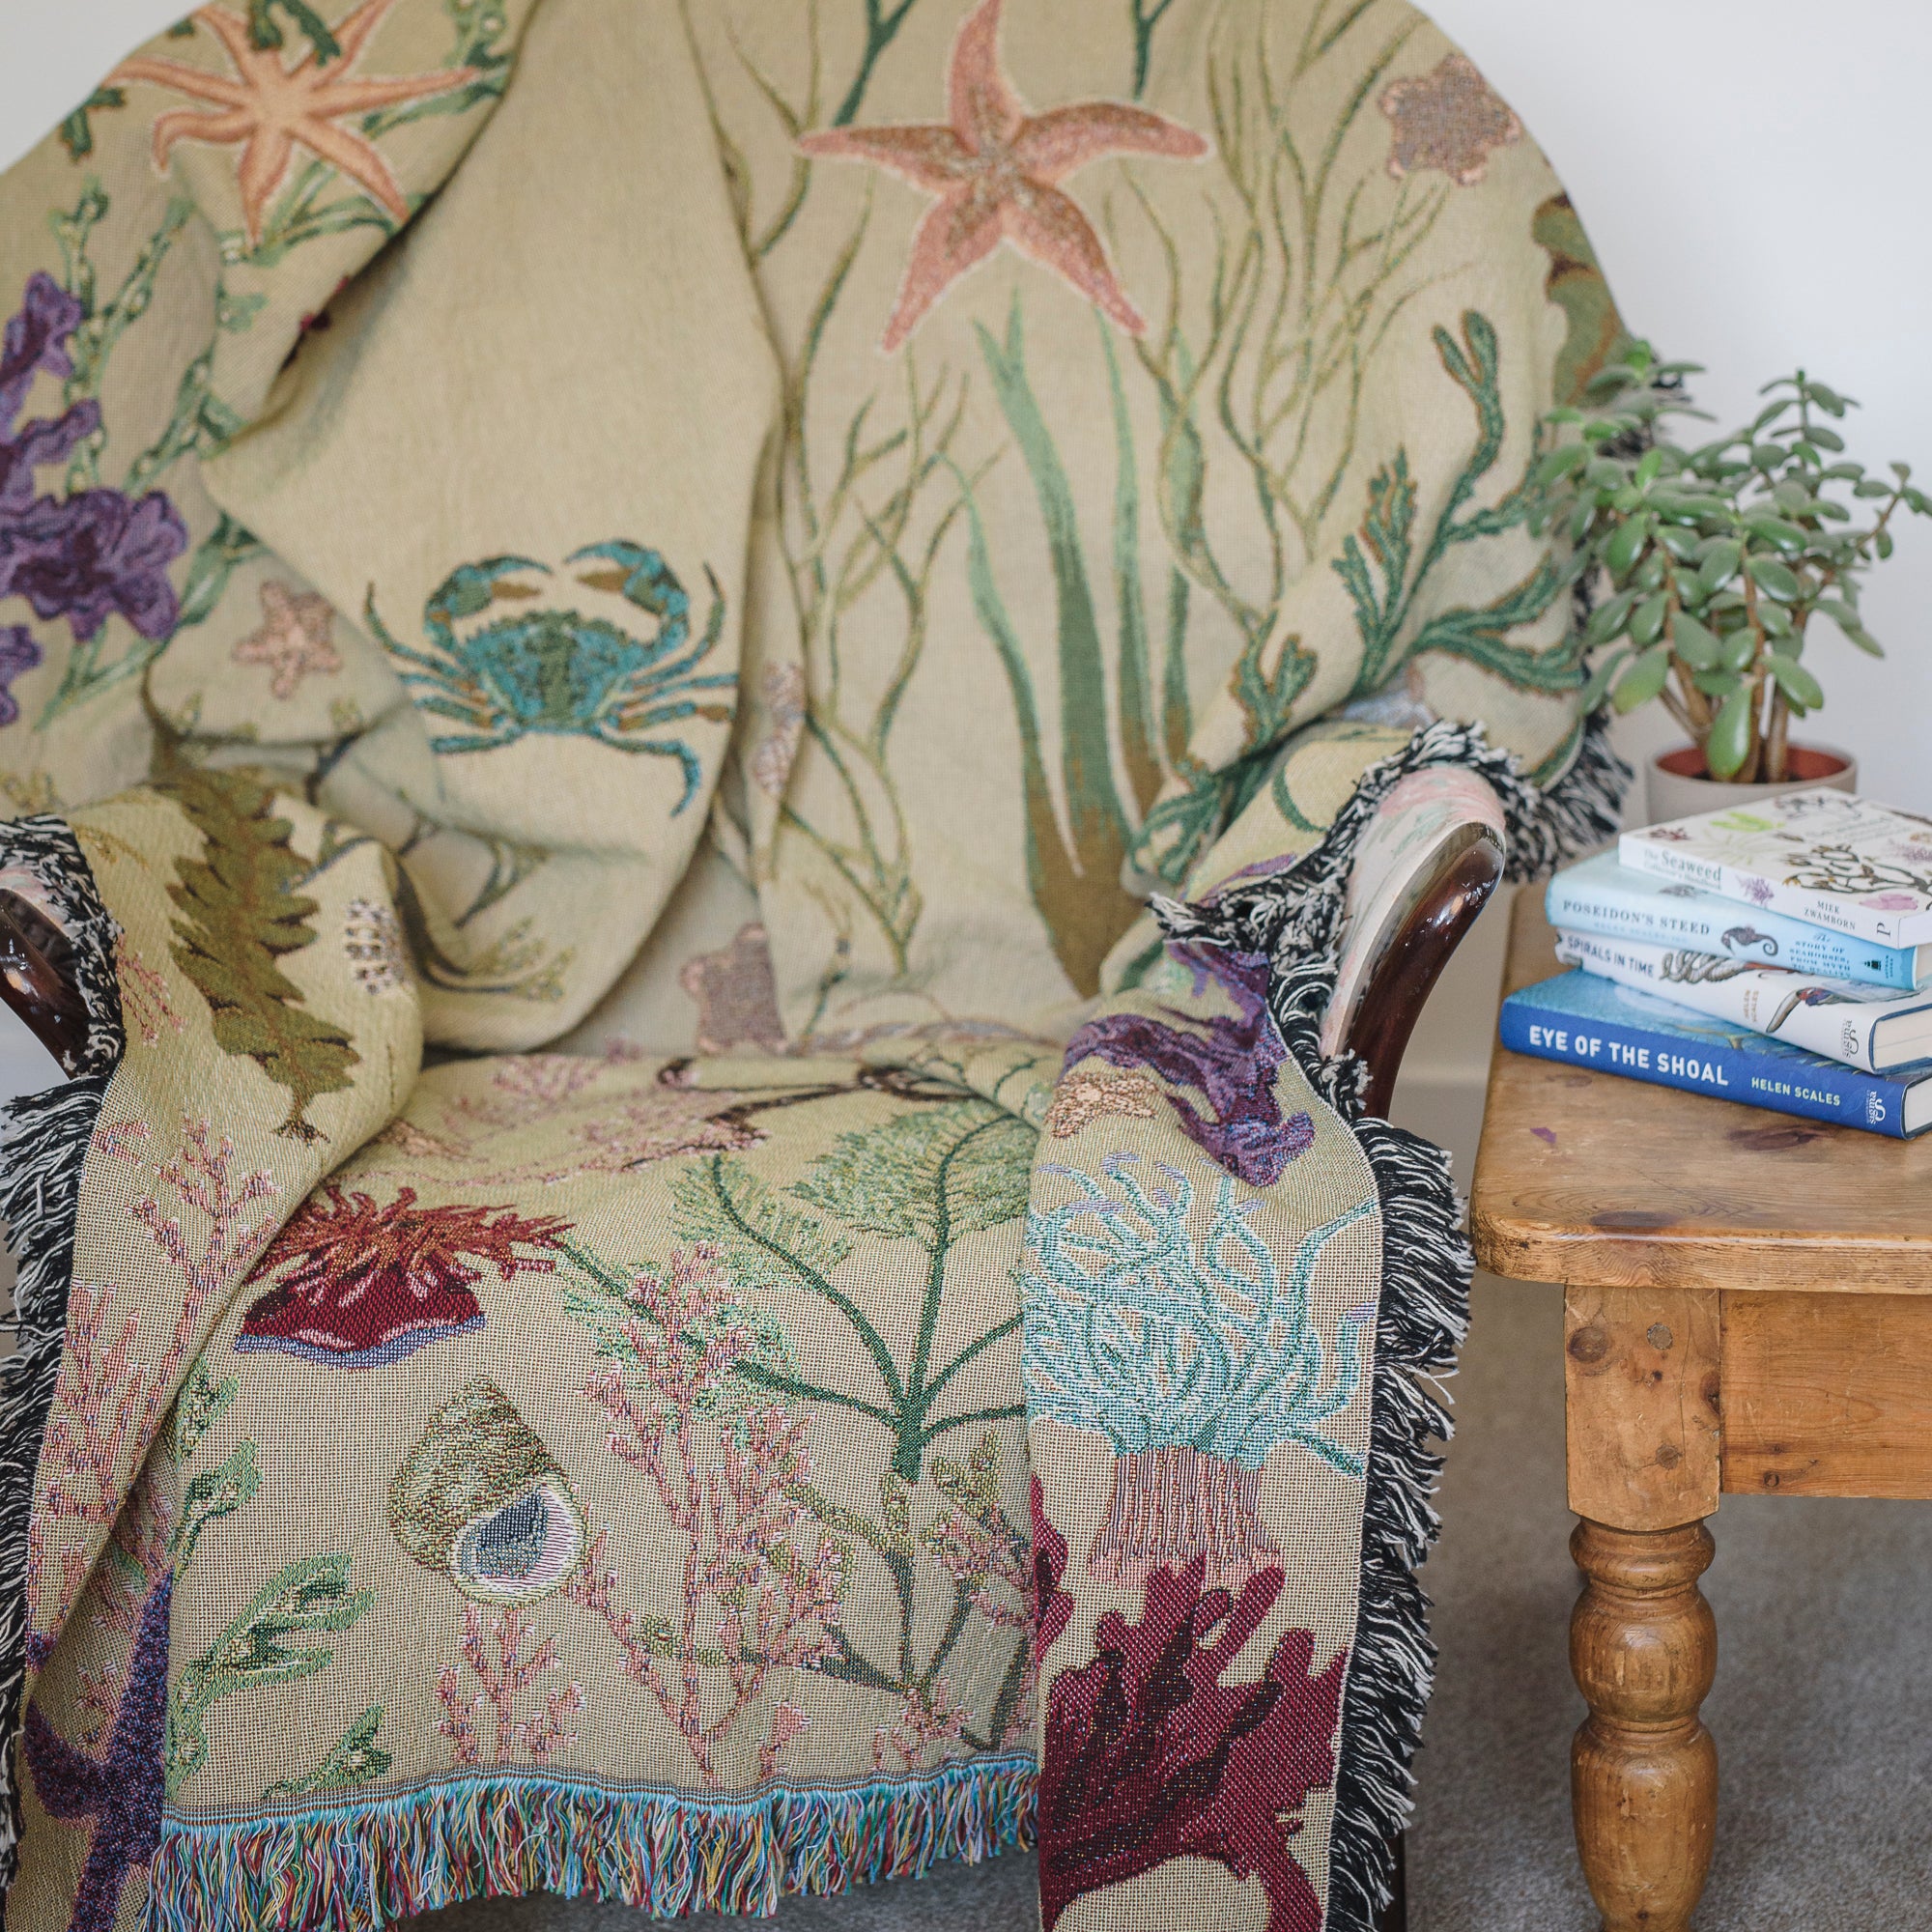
0;818;124;1898
1153;713;1628;1931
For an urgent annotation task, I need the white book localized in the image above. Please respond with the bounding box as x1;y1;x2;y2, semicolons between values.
1554;929;1932;1073
1619;788;1932;948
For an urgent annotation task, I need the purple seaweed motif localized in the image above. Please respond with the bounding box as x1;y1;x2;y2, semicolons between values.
1063;944;1315;1186
0;271;186;654
22;1573;171;1932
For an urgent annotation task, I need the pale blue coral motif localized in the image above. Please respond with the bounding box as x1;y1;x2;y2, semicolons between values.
1020;1153;1378;1475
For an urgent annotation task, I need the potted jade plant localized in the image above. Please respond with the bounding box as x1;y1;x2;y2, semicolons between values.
1529;342;1932;819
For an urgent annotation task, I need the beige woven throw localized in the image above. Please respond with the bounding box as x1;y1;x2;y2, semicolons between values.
0;2;1627;1927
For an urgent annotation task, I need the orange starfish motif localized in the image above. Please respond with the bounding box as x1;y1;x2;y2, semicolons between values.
799;0;1208;352
113;0;476;249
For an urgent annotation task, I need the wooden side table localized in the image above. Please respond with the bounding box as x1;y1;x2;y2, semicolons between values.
1469;887;1932;1932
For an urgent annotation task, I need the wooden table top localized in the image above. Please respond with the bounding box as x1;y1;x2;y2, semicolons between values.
1470;886;1932;1295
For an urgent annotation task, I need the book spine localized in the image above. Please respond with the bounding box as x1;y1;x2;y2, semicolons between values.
1619;835;1908;945
1554;933;1885;1072
1546;879;1919;988
1497;994;1910;1137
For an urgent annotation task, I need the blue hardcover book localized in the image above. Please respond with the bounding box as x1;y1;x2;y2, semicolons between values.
1547;851;1929;990
1499;967;1932;1139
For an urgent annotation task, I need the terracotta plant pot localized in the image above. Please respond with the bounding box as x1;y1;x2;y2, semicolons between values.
1644;742;1858;826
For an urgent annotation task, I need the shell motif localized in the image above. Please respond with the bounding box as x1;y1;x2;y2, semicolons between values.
388;1379;586;1604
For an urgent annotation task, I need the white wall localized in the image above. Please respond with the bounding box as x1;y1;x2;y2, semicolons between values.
5;0;1928;1160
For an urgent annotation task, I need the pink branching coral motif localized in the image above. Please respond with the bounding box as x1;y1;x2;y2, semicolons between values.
31;1118;275;1631
113;935;181;1047
435;1604;583;1768
873;1678;970;1773
922;1432;1031;1633
451;1054;610;1128
42;1123;274;1531
563;1246;845;1786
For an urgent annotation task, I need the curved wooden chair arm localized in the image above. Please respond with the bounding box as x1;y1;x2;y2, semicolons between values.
1345;824;1507;1120
1333;815;1505;1932
0;890;92;1078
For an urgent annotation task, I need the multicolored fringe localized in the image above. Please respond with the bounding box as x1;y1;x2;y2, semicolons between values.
1157;712;1627;1931
0;817;124;1904
146;1756;1037;1932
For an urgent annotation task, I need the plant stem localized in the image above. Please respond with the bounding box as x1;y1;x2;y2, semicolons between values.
1764;686;1790;784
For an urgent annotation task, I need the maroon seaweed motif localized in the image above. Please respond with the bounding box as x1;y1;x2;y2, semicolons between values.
1038;1557;1347;1932
1031;1474;1073;1659
1063;945;1314;1187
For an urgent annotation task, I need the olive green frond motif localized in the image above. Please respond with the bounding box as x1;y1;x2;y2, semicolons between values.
162;763;360;1142
366;545;734;811
636;1089;1031;1742
1532;190;1635;409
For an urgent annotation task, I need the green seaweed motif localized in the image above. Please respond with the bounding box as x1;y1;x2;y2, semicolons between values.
165;1553;377;1794
961;302;1197;995
1332;311;1576;699
766;202;984;982
265;1707;393;1799
563;1094;1037;1746
1130;0;1181;98
1123;0;1460;880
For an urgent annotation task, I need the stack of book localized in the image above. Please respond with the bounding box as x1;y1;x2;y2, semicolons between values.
1501;788;1932;1139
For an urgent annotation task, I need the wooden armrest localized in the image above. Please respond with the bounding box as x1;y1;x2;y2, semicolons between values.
1344;827;1505;1120
0;890;92;1077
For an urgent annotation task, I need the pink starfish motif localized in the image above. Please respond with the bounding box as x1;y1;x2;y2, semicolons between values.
113;0;476;249
798;0;1208;353
232;579;342;697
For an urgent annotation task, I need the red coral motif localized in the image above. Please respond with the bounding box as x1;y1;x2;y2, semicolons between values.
236;1184;570;1366
1039;1558;1347;1932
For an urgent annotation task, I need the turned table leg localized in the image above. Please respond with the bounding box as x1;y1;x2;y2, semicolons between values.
1562;1286;1723;1931
1570;1519;1718;1931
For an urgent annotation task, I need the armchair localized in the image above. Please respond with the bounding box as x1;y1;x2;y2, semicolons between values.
0;770;1508;1932
0;2;1625;1929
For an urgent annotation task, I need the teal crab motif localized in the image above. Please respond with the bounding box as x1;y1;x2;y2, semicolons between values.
364;542;733;811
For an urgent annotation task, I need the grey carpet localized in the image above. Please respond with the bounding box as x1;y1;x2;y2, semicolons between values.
424;1271;1932;1931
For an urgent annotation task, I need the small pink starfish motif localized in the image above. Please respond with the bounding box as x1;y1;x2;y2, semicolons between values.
233;579;342;697
799;0;1208;352
114;0;476;248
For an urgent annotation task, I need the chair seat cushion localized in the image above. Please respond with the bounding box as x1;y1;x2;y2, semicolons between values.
18;1050;1043;1927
